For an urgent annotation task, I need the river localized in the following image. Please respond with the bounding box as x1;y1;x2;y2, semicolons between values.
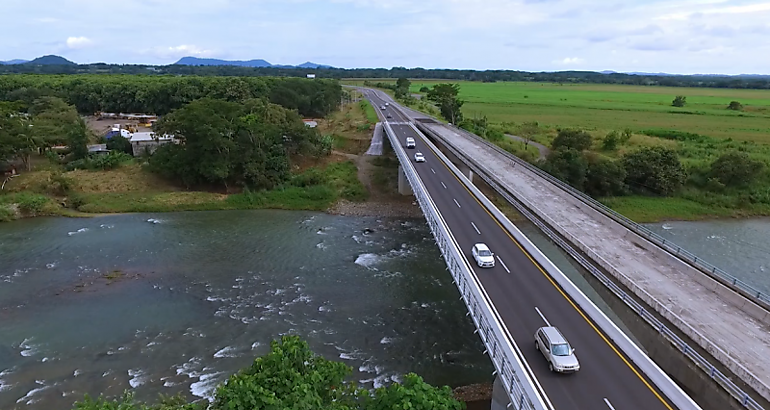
2;210;765;410
646;218;770;294
0;211;493;409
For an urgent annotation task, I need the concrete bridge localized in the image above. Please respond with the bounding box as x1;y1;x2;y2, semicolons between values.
359;87;769;410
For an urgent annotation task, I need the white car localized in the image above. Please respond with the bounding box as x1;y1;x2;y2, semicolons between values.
385;102;389;106
471;243;495;268
405;137;416;149
414;152;425;163
381;106;386;110
535;326;580;373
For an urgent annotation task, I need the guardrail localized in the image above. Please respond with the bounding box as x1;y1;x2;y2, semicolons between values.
415;122;763;410
382;121;550;410
442;123;770;311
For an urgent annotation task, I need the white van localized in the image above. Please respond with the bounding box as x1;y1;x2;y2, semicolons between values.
405;137;416;149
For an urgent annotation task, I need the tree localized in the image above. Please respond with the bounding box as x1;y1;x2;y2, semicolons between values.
672;95;687;107
395;78;411;100
426;83;464;124
585;157;627;197
542;148;588;190
622;146;687;195
601;130;620;151
709;151;765;188
419;86;430;93
67;119;90;161
363;373;463;410
727;101;743;111
551;129;593;151
519;121;539;151
106;135;134;156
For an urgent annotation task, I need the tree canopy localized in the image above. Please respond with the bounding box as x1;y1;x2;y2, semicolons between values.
150;98;325;190
551;129;593;152
0;75;342;117
426;84;464;124
73;336;463;410
622;146;687;195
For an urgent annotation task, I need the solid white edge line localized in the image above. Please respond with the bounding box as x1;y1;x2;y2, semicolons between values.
496;255;511;274
604;398;617;410
441;181;447;189
471;222;481;235
454;199;462;208
534;307;551;327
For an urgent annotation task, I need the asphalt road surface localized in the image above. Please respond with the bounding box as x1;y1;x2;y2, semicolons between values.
364;90;679;410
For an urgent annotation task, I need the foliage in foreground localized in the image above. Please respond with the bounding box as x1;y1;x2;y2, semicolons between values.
73;336;463;410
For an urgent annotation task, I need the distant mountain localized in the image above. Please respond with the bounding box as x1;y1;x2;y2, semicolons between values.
175;57;273;67
174;56;333;69
297;61;332;69
25;55;76;66
0;59;28;65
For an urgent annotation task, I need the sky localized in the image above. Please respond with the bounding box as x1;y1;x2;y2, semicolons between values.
1;0;770;74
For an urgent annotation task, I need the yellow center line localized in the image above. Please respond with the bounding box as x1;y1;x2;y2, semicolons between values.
429;143;675;410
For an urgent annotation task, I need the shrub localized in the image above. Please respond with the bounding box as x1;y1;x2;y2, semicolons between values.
602;131;620;151
622;146;687;196
552;129;592;151
105;135;134;156
672;95;687;107
642;129;709;143
709;151;765;188
727;101;743;111
66;151;134;171
542;148;588;190
585;157;627;197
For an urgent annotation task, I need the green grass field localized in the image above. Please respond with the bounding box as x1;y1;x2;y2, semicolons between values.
410;81;770;143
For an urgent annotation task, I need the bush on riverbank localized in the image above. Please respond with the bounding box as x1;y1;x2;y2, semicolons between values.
73;336;462;410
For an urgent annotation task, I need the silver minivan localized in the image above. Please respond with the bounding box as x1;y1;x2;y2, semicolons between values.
535;326;580;373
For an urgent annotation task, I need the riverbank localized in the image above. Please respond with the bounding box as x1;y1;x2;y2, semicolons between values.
0;101;419;223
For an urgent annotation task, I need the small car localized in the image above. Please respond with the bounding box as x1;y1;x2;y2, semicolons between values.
414;153;425;163
381;106;386;110
535;326;580;373
385;102;389;106
471;243;495;268
386;113;392;118
405;137;416;149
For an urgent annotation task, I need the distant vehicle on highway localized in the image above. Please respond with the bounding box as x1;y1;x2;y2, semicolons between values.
471;243;495;268
385;102;389;106
535;326;580;373
381;106;386;110
386;113;392;118
414;152;425;163
405;137;415;148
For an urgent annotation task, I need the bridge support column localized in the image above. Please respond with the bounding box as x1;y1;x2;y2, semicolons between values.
398;165;413;196
490;375;511;410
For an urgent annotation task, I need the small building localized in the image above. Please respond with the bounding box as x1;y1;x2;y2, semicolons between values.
87;144;110;155
130;132;175;157
306;74;316;79
302;119;318;128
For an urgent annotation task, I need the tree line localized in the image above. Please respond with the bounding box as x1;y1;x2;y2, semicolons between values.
0;75;342;117
2;63;770;89
539;128;765;198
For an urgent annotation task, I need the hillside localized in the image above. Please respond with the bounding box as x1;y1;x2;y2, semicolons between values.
25;55;76;65
175;57;272;67
175;57;333;69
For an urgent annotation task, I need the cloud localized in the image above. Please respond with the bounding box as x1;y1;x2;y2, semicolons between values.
66;36;93;49
555;57;585;65
147;44;216;59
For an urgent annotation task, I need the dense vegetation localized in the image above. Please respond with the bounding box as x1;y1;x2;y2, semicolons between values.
149;98;329;190
73;336;463;410
0;75;341;117
3;62;770;89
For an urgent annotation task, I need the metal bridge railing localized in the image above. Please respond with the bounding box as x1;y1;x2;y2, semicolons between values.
443;124;770;310
418;123;763;410
382;122;550;410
